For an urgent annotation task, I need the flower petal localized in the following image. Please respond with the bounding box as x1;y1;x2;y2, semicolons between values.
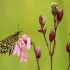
20;52;27;62
19;38;25;46
27;37;31;50
13;43;18;55
22;34;28;38
17;46;20;56
22;34;31;50
13;43;20;56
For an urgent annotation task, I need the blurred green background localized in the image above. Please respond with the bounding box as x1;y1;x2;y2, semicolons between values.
0;0;70;70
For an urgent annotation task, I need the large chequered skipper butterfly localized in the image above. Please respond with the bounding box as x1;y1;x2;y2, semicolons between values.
0;31;21;56
0;24;22;56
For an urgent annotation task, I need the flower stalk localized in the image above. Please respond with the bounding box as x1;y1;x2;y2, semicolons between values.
32;42;41;70
67;53;70;70
38;2;63;70
43;33;49;52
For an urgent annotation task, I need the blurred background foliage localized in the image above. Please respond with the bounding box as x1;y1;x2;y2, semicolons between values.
0;0;70;70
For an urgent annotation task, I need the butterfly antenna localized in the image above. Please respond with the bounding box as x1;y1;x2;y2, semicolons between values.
17;24;23;33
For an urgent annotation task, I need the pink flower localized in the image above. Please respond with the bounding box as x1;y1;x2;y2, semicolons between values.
13;43;20;56
13;34;31;62
22;34;31;50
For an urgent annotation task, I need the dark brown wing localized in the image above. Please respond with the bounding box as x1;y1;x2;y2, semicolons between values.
0;31;20;55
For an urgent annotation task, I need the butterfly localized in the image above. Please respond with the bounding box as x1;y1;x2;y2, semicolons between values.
0;31;21;56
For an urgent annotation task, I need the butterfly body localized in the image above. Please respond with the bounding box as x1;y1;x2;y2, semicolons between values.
0;31;20;55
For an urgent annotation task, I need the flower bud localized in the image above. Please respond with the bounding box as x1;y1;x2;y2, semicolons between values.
38;28;47;34
66;42;70;53
49;30;55;42
35;47;41;59
38;28;43;33
43;28;47;34
51;2;59;16
57;9;63;22
39;15;46;28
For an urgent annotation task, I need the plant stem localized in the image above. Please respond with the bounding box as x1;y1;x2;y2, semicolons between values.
52;15;59;54
50;55;52;70
37;58;40;70
32;42;40;70
50;42;53;70
67;53;70;70
43;33;49;52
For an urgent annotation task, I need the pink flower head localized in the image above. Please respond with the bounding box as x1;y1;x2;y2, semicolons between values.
21;34;31;50
13;34;31;62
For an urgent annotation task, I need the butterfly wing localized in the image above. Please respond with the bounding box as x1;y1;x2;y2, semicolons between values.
0;39;9;54
0;31;20;55
8;36;18;56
